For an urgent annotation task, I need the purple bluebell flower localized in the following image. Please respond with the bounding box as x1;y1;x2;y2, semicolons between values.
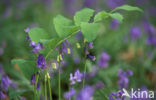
70;69;83;85
75;32;83;40
110;19;119;29
36;82;40;90
1;75;11;91
37;54;47;69
64;88;76;100
118;69;133;89
24;27;30;33
76;85;94;100
30;41;36;47
87;55;96;61
0;91;5;99
61;40;71;55
86;49;96;61
74;69;83;82
130;26;142;41
97;52;110;68
31;74;36;85
87;42;94;49
32;43;44;53
143;21;156;47
70;73;75;85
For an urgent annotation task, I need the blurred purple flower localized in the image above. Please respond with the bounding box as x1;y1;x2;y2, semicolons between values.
95;81;104;89
143;20;155;35
83;0;96;8
63;0;78;15
76;85;94;100
109;90;124;100
31;74;36;85
87;55;96;61
122;35;129;43
61;40;71;55
36;82;40;90
70;73;76;85
2;8;12;18
74;69;83;82
97;52;110;68
130;26;142;41
87;42;94;49
1;75;11;91
20;97;26;100
24;27;30;33
0;91;5;99
110;19;119;29
10;82;18;89
118;69;133;89
75;32;83;40
64;88;76;100
87;66;98;78
105;0;126;9
37;54;47;69
74;56;80;64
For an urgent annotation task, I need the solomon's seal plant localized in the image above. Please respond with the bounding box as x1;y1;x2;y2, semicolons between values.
11;5;142;100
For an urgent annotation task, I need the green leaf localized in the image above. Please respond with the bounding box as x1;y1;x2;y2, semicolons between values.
109;13;123;22
11;59;39;79
28;27;50;43
40;38;61;56
74;8;94;26
112;5;143;12
94;11;109;22
80;22;100;42
53;15;78;38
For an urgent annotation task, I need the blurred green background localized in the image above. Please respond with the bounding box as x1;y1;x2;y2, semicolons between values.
0;0;156;100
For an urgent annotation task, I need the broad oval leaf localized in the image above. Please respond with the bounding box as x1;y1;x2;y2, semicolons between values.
28;27;50;43
109;13;123;22
74;8;94;26
53;15;78;38
40;38;61;56
80;22;100;42
112;5;143;13
94;11;109;22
